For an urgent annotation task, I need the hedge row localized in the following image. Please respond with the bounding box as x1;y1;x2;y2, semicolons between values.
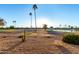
63;34;79;45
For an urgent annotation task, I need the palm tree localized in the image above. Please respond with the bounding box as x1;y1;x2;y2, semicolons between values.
13;20;16;28
33;4;38;30
29;12;32;28
68;25;71;28
43;24;47;31
59;24;62;28
71;26;73;32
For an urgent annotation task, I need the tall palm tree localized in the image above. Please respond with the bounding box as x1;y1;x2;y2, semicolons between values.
59;24;62;28
29;12;32;28
13;20;16;28
68;25;71;28
33;4;38;30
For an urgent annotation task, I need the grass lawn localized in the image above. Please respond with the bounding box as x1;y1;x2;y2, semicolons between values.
0;29;15;32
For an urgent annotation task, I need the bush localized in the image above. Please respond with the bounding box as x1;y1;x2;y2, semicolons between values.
18;35;23;38
10;26;14;29
63;34;79;45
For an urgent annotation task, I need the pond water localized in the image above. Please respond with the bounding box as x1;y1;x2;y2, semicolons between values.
53;29;75;32
48;29;76;32
47;29;76;35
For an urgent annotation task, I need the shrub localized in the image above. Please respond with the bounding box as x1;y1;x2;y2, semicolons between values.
10;26;14;29
63;34;79;45
18;35;23;38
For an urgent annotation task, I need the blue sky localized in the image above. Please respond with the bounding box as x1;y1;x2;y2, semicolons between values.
0;4;79;28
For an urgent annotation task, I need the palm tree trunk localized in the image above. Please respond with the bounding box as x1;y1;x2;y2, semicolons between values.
34;10;37;31
31;15;32;28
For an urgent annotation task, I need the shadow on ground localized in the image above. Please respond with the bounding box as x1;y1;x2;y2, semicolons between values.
0;41;24;54
55;45;72;54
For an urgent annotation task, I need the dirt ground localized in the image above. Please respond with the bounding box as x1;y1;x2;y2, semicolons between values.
0;29;79;54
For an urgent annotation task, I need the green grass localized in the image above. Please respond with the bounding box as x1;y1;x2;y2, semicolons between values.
0;29;15;32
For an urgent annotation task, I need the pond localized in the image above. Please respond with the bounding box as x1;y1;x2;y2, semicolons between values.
48;28;76;32
47;28;76;35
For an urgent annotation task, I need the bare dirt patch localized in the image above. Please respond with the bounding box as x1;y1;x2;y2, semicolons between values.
0;30;79;54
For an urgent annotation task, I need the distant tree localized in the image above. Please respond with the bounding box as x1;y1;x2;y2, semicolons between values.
50;26;53;28
59;24;62;28
0;18;6;28
43;24;47;31
10;26;14;29
71;26;73;32
13;20;16;28
50;26;53;31
68;25;71;28
71;26;73;29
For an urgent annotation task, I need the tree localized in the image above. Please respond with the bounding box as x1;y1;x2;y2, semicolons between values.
68;25;71;29
13;20;16;28
29;12;32;28
43;24;47;31
59;24;62;28
0;18;6;28
10;26;14;29
50;26;53;28
71;26;73;32
33;4;38;30
49;26;53;31
71;26;73;29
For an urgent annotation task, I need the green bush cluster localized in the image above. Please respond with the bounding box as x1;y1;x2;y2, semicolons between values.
10;26;14;29
63;34;79;45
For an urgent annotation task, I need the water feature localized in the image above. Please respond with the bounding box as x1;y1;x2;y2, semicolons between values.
48;28;76;32
47;28;76;35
